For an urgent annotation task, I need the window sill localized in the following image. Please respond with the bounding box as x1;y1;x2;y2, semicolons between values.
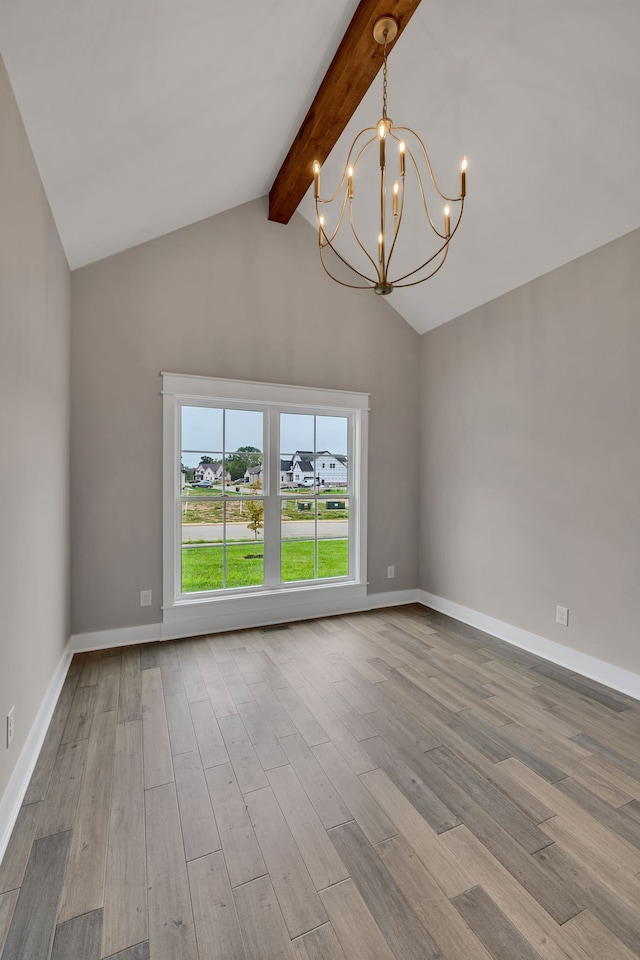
162;580;368;628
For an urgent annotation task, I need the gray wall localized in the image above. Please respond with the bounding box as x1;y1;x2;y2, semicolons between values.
0;55;70;801
419;228;640;675
70;198;420;635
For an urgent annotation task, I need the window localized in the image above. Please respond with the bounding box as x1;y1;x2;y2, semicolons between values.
162;374;368;621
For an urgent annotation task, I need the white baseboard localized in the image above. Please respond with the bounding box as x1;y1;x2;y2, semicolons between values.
0;640;73;865
367;589;418;610
71;589;418;652
418;590;640;701
70;622;162;653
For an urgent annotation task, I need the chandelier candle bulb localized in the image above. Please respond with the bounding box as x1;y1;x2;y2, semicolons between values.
378;233;383;262
313;160;321;199
444;205;450;237
460;157;467;198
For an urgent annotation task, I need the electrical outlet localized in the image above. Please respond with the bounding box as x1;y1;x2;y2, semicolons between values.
556;605;569;627
6;707;15;748
140;589;152;607
387;565;395;579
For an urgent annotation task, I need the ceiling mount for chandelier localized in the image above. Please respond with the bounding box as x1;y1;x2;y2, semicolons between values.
313;15;467;296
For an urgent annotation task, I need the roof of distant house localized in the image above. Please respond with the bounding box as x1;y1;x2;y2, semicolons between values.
290;450;347;465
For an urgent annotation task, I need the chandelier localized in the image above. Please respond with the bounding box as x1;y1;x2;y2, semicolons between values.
313;16;467;296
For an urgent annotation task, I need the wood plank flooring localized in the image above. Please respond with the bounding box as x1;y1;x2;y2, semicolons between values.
2;604;640;959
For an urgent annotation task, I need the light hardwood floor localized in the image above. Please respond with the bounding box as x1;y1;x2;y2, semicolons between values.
2;605;640;959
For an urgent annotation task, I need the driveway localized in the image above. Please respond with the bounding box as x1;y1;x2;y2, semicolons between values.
182;520;348;543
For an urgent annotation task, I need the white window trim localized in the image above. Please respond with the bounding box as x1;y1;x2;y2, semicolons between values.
161;373;369;626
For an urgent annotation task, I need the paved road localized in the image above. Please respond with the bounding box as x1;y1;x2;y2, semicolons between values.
182;520;348;543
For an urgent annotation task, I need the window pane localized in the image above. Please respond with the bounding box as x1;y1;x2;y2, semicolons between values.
281;413;314;491
281;413;314;452
225;408;263;450
225;452;264;491
316;415;348;492
182;406;223;452
238;496;265;546
182;453;225;491
225;543;264;587
317;539;349;578
181;499;264;593
224;409;263;491
182;487;224;528
281;499;316;582
182;543;224;593
280;413;348;493
318;495;349;578
226;499;264;588
280;497;349;582
281;540;315;582
316;415;348;454
318;497;349;523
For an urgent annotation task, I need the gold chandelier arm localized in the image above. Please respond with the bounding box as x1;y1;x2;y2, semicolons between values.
390;236;449;284
319;243;377;289
348;203;382;279
387;131;448;237
320;231;378;285
317;129;377;204
390;196;464;285
449;197;465;236
405;142;449;238
338;131;384;275
392;243;450;287
393;127;463;204
350;132;379;172
316;190;350;246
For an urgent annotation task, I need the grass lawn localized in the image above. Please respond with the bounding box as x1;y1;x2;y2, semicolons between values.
181;538;348;592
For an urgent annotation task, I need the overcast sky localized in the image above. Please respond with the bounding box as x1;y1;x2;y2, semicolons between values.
181;406;348;468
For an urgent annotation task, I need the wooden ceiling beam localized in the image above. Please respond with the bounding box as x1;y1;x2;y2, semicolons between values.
268;0;422;224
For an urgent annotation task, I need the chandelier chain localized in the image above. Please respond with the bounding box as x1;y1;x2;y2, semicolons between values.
382;32;388;119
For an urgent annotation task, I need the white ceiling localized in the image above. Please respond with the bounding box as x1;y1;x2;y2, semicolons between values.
2;0;640;334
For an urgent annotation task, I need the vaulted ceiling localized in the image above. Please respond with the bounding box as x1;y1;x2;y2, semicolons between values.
2;0;640;333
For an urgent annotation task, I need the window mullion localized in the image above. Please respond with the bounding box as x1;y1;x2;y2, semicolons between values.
175;401;185;599
222;411;227;589
263;407;280;587
313;415;318;579
349;411;357;581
